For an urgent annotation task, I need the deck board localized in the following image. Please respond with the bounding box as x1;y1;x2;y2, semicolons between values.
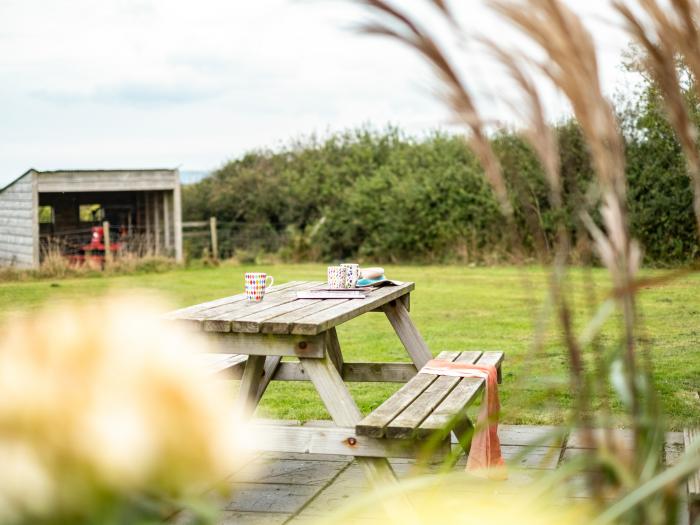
220;426;689;524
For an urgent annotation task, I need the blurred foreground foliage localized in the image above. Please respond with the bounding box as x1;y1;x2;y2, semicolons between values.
0;295;245;524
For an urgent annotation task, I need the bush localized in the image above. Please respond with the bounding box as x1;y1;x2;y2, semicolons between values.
182;119;698;265
318;133;504;262
623;83;700;264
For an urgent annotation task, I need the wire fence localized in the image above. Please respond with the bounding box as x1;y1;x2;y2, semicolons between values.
183;218;291;260
40;225;168;263
41;218;291;263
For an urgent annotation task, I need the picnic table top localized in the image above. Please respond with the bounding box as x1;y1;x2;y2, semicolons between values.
164;280;415;336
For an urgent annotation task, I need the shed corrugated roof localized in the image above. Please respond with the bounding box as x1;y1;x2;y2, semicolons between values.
0;168;178;194
37;168;176;174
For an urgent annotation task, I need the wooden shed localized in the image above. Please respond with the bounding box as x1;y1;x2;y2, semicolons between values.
0;169;183;268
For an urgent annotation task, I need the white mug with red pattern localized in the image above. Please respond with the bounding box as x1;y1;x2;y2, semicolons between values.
244;272;274;302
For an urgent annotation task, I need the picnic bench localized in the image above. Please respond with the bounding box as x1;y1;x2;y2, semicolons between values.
165;280;504;485
357;350;502;443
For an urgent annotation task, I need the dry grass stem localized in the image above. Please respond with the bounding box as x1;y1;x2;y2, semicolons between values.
485;41;593;416
353;0;692;520
490;0;626;200
487;43;562;207
490;3;640;419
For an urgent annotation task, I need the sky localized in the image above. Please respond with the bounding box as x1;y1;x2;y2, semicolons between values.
0;0;639;186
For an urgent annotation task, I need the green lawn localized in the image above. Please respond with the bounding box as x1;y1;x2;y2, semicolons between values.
1;263;698;429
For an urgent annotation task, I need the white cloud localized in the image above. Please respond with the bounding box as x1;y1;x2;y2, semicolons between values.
0;0;638;185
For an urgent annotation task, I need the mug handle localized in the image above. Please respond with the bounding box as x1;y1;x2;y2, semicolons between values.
266;275;274;289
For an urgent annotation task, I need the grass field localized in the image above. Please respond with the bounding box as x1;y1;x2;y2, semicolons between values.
1;263;698;429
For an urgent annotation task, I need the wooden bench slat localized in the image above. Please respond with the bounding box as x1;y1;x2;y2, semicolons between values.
197;353;248;376
417;352;503;437
357;350;505;441
410;351;504;437
473;351;505;383
417;378;483;436
356;351;461;438
385;351;482;439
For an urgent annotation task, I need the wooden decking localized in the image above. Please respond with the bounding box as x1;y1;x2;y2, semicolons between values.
215;424;688;524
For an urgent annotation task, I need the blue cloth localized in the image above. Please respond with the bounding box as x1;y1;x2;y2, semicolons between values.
356;276;386;287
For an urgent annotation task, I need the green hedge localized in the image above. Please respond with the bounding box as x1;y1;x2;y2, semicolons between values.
624;84;700;262
183;109;698;265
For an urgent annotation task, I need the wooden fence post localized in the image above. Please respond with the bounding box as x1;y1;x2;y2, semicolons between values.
154;193;161;256
210;216;218;260
103;220;112;266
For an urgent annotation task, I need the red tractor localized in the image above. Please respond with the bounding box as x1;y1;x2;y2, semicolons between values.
68;225;123;266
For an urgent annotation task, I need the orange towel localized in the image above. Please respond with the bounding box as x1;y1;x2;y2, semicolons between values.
420;359;507;479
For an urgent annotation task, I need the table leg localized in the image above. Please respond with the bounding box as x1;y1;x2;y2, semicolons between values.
447;416;474;468
325;327;343;374
300;354;398;486
382;299;432;369
236;355;282;417
236;355;265;416
255;355;282;403
302;355;424;523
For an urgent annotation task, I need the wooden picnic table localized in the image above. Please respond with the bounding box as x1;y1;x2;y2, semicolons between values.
167;279;504;493
165;280;434;485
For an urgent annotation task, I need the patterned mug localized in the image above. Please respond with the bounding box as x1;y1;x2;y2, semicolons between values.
341;263;360;288
327;266;347;289
244;272;274;302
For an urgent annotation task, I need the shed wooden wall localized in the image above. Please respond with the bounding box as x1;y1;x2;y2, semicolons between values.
0;172;37;268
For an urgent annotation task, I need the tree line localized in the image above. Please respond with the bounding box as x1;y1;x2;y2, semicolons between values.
183;79;698;266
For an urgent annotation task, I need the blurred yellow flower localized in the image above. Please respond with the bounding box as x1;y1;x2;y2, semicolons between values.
0;294;247;524
320;471;593;525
